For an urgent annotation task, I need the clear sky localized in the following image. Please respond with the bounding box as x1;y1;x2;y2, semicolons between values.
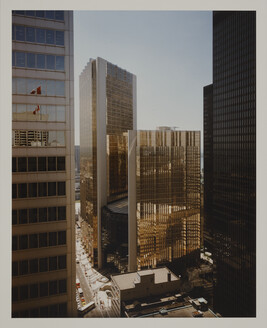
74;11;212;147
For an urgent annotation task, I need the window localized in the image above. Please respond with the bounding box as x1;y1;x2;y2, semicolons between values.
58;206;66;220
57;106;65;121
29;208;37;223
18;183;27;198
48;182;56;196
26;10;35;16
39;233;47;247
18;157;27;171
59;279;67;293
28;183;37;197
58;255;66;269
12;261;18;276
49;232;57;246
55;11;64;21
39;258;48;272
12;236;18;251
12;287;18;302
36;11;45;18
30;308;39;318
48;207;57;221
38;182;47;197
39;208;47;222
26;27;35;42
58;303;67;317
47;80;56;96
37;54;45;69
17;78;26;94
56;31;64;45
49;280;57;295
27;53;35;68
48;157;56;171
12;210;17;225
36;28;45;43
56;81;65;96
40;283;48;297
49;256;57;270
20;285;29;300
57;182;66;196
16;52;25;67
29;259;38;273
57;157;65;170
50;304;58;317
16;26;25;41
19;235;28;249
47;105;56;121
46;30;55;45
45;11;55;20
58;231;66;245
12;157;17;172
38;157;47;171
28;157;37;171
12;184;17;199
29;234;38;248
40;306;49;317
57;131;65;146
19;260;28;275
19;209;27;224
47;55;55;70
30;284;38;298
56;56;64;71
20;310;29;318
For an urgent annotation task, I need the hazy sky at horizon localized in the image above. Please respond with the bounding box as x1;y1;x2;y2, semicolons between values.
74;11;212;146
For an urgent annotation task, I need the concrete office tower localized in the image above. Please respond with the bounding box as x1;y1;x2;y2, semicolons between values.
80;58;136;268
128;129;201;272
204;12;256;317
12;11;75;317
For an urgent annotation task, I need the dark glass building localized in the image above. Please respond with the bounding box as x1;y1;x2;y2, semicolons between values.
204;11;256;317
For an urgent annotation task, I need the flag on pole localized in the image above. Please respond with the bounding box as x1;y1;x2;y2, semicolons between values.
33;105;40;115
30;86;42;95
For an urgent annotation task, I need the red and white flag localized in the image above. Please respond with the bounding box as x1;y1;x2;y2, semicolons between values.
30;86;42;95
33;105;40;115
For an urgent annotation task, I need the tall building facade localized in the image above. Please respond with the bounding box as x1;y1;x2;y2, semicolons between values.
12;11;75;317
204;11;256;317
80;58;136;268
128;128;201;272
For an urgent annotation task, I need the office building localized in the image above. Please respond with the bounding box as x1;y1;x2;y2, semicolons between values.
204;11;256;317
80;58;136;268
12;11;75;317
128;128;201;272
110;267;180;317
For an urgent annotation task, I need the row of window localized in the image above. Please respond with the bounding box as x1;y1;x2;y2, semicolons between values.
12;78;65;96
12;181;66;199
12;230;66;251
12;130;65;147
13;52;64;71
12;279;67;302
12;302;67;318
13;104;66;122
13;156;65;173
12;255;66;276
12;206;66;225
13;10;64;21
13;25;64;46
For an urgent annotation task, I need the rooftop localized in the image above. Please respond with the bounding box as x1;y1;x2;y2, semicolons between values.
111;267;179;290
107;197;128;215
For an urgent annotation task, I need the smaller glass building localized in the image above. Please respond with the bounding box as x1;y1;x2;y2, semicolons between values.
128;128;201;271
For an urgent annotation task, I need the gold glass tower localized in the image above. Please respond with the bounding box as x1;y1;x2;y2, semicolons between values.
80;58;136;268
128;128;201;271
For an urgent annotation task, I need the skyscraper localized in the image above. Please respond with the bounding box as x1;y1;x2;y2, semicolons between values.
12;11;75;317
80;58;136;268
128;128;201;272
204;11;256;317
